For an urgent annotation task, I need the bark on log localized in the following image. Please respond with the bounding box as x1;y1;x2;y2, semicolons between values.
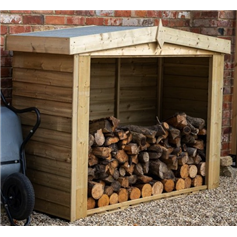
92;147;112;159
147;151;162;160
141;161;149;174
131;131;147;147
186;115;205;130
124;143;140;155
104;186;114;196
160;155;178;170
186;147;197;157
111;181;121;192
88;153;99;166
114;129;128;140
138;152;149;163
136;175;153;184
115;150;129;163
134;163;144;176
197;162;206;176
177;152;189;165
120;125;157;138
127;175;137;185
118;176;130;188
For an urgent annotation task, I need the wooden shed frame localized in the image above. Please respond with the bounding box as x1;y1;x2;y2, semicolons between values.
5;21;231;221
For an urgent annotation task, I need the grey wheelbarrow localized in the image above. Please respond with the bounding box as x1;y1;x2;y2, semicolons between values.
0;91;41;226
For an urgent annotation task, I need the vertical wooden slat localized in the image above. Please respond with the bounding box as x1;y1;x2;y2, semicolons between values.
230;11;237;155
206;54;224;189
115;58;121;118
71;54;90;221
157;58;163;119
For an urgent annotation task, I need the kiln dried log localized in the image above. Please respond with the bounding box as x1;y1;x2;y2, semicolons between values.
87;113;207;209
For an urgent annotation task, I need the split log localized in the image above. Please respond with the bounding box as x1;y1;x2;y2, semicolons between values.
193;155;202;165
97;194;110;207
182;126;191;135
89;134;95;147
118;188;128;203
124;143;140;155
161;179;175;192
197;149;206;161
111;181;121;192
182;135;196;145
188;165;198;178
174;164;189;179
191;175;203;187
136;175;153;184
104;186;114;196
87;197;96;210
114;129;128;140
119;167;126;177
141;162;149;174
177;152;189;165
117;176;129;188
160;155;178;170
134;163;144;176
109;193;119;205
102;175;115;184
147;151;162;160
186;115;205;130
115;150;128;164
122;161;135;175
149;159;175;180
128;187;141;200
150;181;163;195
104;136;119;146
112;168;120;180
88;153;99;166
93;129;105;146
197;162;206;176
186;147;197;157
184;177;192;189
90;118;113;134
88;181;104;200
192;140;204;150
127;175;137;185
92;147;112;159
175;178;185;190
120;125;157;139
165;112;188;129
131;155;139;164
138;152;149;163
135;183;152;198
131;131;147;147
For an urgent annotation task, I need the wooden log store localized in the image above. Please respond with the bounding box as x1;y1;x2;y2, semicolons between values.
5;21;231;221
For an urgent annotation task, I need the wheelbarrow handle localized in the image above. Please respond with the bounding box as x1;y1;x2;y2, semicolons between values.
1;90;41;174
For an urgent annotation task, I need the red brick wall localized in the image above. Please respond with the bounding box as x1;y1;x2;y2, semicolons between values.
0;10;236;156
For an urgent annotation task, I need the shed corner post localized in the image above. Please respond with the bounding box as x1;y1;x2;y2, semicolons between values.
71;54;91;221
206;54;224;189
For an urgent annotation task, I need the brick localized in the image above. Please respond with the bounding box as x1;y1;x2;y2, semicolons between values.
219;11;235;19
1;56;12;67
10;10;31;14
23;15;44;25
122;18;139;26
0;47;10;56
1;25;8;34
192;19;217;27
45;16;65;25
85;17;103;26
114;11;131;17
200;11;218;18
147;11;162;18
9;25;32;34
66;16;85;25
177;11;191;19
104;18;122;26
0;36;4;46
217;20;235;28
223;127;232;134
141;19;154;26
0;78;12;87
75;11;95;16
1;67;12;77
0;14;22;24
162;11;178;19
167;19;190;27
32;10;54;14
96;10;114;17
55;10;75;15
131;10;147;18
200;27;219;36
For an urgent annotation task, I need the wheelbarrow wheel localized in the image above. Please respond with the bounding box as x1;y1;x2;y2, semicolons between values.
2;172;35;220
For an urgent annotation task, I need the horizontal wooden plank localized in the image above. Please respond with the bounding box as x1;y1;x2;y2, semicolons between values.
164;57;209;66
163;87;208;102
90;88;115;101
26;140;71;163
13;68;73;88
120;75;157;88
13;52;73;72
119;110;157;126
23;125;71;148
13;81;73;103
163;66;209;77
120;87;156;100
119;99;156;112
26;169;71;192
163;75;208;90
90;76;115;89
20;113;72;133
12;96;72;118
90;100;115;114
163;25;230;54
91;63;116;76
34;198;70;220
33;183;70;207
91;58;117;64
26;154;71;178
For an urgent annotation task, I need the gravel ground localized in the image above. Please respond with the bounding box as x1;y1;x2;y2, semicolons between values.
1;175;237;226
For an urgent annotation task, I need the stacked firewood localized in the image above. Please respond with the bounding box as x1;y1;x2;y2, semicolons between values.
87;113;206;209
